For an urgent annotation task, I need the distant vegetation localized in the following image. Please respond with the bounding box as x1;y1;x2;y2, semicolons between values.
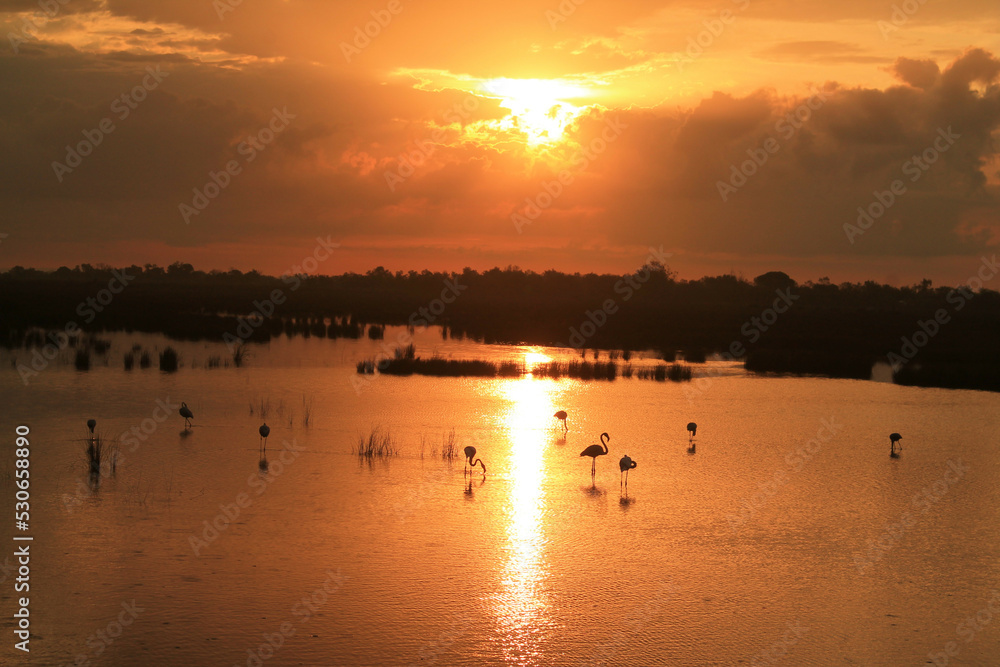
2;263;999;391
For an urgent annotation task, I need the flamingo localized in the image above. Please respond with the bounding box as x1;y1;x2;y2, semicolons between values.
259;423;270;450
180;402;194;429
889;432;902;458
554;410;568;432
619;454;637;492
687;422;697;439
580;433;610;477
87;419;97;440
464;446;486;475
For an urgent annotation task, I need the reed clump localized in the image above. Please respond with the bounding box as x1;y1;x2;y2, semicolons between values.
159;347;179;371
74;348;91;371
354;427;399;458
86;433;120;476
441;428;458;460
232;342;249;368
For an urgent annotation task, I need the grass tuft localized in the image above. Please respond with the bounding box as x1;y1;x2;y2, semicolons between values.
354;427;399;458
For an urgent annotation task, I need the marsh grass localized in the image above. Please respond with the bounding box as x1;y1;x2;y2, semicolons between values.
354;427;399;458
533;360;618;380
74;348;91;371
159;347;179;372
667;362;693;381
301;395;313;427
636;362;692;382
250;395;290;421
139;351;151;368
441;428;458;460
232;342;249;368
124;351;135;370
85;433;120;476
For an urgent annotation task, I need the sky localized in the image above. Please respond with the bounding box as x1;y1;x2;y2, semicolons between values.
0;0;998;285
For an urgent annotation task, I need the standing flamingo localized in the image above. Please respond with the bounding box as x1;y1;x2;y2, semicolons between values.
889;433;902;458
87;419;97;440
619;454;637;492
259;423;270;450
464;446;486;475
580;433;610;477
180;402;194;429
687;422;697;439
554;410;568;432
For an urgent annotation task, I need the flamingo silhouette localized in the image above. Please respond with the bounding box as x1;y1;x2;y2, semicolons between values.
889;433;902;458
687;422;697;439
580;433;610;477
259;423;270;450
180;402;194;429
87;419;97;440
619;454;637;492
464;445;486;475
554;410;568;432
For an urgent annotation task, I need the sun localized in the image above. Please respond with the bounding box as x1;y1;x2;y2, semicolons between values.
481;78;591;146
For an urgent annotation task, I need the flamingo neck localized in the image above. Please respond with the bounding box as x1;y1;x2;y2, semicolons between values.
471;458;486;473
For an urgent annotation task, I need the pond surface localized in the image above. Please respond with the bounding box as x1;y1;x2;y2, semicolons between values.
1;329;998;666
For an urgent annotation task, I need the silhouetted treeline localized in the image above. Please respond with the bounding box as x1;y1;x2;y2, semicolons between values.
2;262;999;391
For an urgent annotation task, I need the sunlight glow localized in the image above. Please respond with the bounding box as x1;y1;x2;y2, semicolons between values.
481;78;591;145
523;348;552;370
492;377;564;662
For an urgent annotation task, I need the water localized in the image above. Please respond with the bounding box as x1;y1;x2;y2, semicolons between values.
1;329;998;666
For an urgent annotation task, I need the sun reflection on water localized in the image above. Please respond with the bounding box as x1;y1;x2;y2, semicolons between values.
492;376;563;663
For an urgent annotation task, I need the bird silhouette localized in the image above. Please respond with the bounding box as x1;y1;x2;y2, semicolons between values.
687;422;697;439
580;432;610;477
554;410;568;432
180;402;194;429
87;419;97;440
259;423;270;451
464;445;486;475
619;454;637;492
889;432;902;458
